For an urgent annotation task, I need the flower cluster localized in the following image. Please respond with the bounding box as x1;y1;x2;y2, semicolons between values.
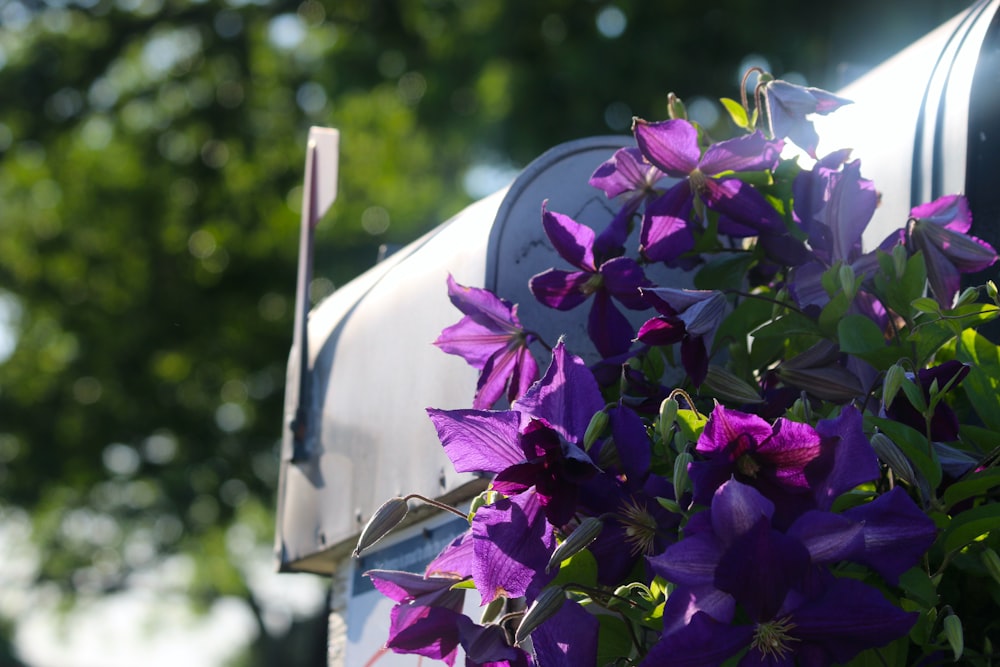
358;71;1000;666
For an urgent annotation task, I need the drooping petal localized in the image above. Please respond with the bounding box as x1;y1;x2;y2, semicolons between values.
541;205;597;271
818;160;877;264
633;118;702;175
386;604;464;666
636;315;686;346
528;268;594;311
764;80;851;158
367;570;465;606
472;491;555;604
640;183;697;264
698;131;783;175
445;273;523;333
514;340;605;444
702;177;784;235
587;290;635;358
428;408;525;474
474;341;538;410
910;194;972;233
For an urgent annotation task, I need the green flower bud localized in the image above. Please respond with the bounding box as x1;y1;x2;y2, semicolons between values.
987;280;998;304
882;364;905;409
956;286;979;307
546;517;604;573
980;548;1000;587
515;587;566;645
673;451;693;498
942;612;964;662
658;397;678;442
703;365;764;405
870;432;916;488
839;264;857;300
583;410;609;451
667;92;687;120
353;497;408;557
776;366;864;402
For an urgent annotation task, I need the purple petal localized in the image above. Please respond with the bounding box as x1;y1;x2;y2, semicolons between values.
710;479;775;544
427;531;476;579
474;343;538;410
811;406;880;511
608;404;651;482
541;204;596;271
790;578;917;663
514;340;605;443
701;177;784;234
589;146;662;198
472;492;554;604
698;131;783;175
680;334;709;387
599;256;650;310
445;274;522;332
587;290;635;358
640;611;752;667
910;194;972;233
819;160;877;263
387;604;463;665
786;511;864;564
696;405;773;457
659;585;736;636
843;487;937;584
633;118;701;175
594;199;637;258
647;532;722;586
427;408;524;474
531;599;599;667
367;570;464;605
640;184;697;264
757;418;823;492
435;316;506;369
636;315;685;346
456;617;525;665
528;268;593;311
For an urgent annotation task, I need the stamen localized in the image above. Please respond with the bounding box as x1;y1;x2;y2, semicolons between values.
751;616;800;660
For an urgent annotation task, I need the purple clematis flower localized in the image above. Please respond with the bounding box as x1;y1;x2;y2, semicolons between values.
631;118;784;263
435;274;539;410
905;194;998;308
687;404;878;528
529;204;652;358
644;479;920;667
636;287;727;387
762;80;852;158
589;146;672;256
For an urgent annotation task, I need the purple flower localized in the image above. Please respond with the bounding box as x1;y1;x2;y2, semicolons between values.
631;119;784;263
529;204;651;358
762;80;852;158
687;405;878;527
906;195;998;307
636;287;726;387
435;274;539;409
589;146;671;257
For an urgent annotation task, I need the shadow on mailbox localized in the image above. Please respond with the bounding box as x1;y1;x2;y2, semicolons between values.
275;0;1000;577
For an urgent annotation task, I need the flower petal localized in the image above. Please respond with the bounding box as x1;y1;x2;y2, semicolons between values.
531;598;599;667
633;118;701;175
640;184;697;263
427;408;525;474
472;492;554;604
698;131;783;175
529;268;593;311
542;204;596;271
843;487;937;584
587;290;635;358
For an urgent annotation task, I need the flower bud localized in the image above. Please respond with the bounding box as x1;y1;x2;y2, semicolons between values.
515;587;566;645
776;366;864;402
354;497;408;557
673;451;693;498
547;517;604;573
870;432;916;487
882;364;905;409
583;410;609;451
956;286;979;307
980;548;1000;588
987;280;998;304
942;611;964;661
667;92;687;120
703;365;764;405
839;263;857;300
658;397;678;442
892;243;908;278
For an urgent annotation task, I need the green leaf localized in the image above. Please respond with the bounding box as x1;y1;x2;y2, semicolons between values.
675;409;708;442
596;614;636;666
942;468;1000;512
549;548;598;590
898;567;939;608
911;297;941;314
940;503;1000;554
720;97;750;129
694;253;755;291
956;329;1000;431
838;314;903;369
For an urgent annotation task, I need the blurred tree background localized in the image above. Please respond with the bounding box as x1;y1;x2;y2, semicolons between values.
0;0;975;664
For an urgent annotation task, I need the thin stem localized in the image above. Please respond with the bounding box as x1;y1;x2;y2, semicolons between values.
722;289;808;317
403;493;468;519
740;66;765;117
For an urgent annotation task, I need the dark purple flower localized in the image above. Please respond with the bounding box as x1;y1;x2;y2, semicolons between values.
762;80;852;158
529;204;651;358
631;119;784;263
884;360;970;441
435;274;540;409
636;287;726;387
907;194;998;307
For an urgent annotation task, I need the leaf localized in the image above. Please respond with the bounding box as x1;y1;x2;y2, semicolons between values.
693;253;755;291
549;548;598;590
720;97;750;129
898;567;939;608
942;468;1000;512
675;408;707;442
837;314;902;369
956;329;1000;431
940;503;1000;554
911;297;941;314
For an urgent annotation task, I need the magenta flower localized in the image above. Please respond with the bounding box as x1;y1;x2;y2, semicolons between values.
762;80;852;158
687;405;879;527
906;195;998;307
631;119;784;263
434;274;539;409
529;204;651;358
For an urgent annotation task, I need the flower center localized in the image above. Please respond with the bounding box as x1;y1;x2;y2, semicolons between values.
618;498;659;556
688;168;708;195
580;273;604;296
736;453;761;478
751;616;799;660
